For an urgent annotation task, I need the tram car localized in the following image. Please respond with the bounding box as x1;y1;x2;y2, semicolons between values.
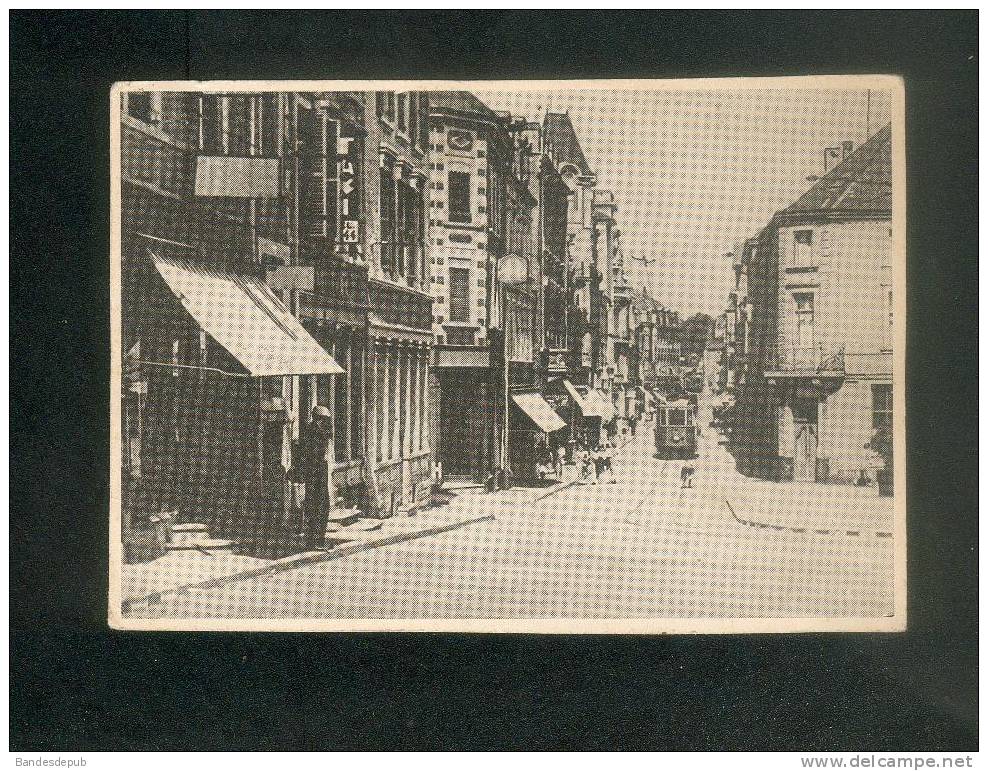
654;394;699;459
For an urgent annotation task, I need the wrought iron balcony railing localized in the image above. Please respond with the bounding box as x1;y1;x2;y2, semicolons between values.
765;344;845;374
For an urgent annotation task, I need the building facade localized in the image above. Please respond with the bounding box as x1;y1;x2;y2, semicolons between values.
733;125;894;486
119;89;435;560
427;92;544;484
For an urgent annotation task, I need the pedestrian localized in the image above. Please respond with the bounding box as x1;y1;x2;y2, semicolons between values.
629;413;638;436
680;463;695;489
600;438;617;484
293;405;334;549
555;444;566;480
577;442;596;485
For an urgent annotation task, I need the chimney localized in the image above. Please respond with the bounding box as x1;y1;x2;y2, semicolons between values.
841;140;854;159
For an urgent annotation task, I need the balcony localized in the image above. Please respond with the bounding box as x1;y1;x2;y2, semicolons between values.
370;275;433;332
764;344;845;387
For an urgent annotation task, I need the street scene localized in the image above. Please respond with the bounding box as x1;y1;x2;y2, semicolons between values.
115;81;898;625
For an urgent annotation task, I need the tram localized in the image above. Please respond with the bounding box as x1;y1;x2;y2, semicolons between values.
654;393;699;459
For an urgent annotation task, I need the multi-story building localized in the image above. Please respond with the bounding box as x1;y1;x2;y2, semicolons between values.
542;112;617;446
631;290;682;400
119;89;434;559
732;124;893;486
427;92;548;484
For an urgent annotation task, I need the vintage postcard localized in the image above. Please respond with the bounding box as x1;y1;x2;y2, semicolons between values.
109;75;905;633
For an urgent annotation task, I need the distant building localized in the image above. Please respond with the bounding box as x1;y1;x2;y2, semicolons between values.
733;124;893;485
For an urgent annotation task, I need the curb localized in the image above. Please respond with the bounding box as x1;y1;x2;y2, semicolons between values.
122;512;495;614
724;499;893;540
531;478;580;502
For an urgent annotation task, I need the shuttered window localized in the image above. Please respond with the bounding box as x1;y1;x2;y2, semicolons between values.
449;267;471;323
299;109;339;240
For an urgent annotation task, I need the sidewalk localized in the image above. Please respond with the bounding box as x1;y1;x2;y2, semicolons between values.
121;473;579;612
695;395;895;537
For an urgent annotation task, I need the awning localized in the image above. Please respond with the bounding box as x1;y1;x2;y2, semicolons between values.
563;380;595;415
153;254;344;377
561;380;614;420
511;392;567;433
590;390;616;421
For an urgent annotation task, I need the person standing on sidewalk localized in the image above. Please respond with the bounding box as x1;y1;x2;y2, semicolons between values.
293;405;334;549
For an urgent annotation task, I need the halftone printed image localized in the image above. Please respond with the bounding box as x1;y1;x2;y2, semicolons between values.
110;76;903;633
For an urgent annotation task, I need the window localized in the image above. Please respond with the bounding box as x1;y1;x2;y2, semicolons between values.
449;267;471;322
668;409;687;427
256;94;280;157
299;108;339;240
448;171;472;223
397;93;407;132
417;92;429;149
793;292;815;352
127;92;160;124
793;229;814;268
380;166;396;274
872;385;893;429
408;93;418;144
198;94;224;155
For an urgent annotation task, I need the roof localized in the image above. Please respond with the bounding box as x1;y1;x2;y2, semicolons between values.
544;112;592;176
429;91;503;124
780;124;892;216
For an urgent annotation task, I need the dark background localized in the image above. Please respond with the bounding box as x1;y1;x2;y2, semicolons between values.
10;10;977;750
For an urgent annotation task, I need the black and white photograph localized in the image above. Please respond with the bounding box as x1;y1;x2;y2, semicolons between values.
109;76;905;632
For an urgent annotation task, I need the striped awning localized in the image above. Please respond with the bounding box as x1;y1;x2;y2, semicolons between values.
511;392;566;433
153;253;343;377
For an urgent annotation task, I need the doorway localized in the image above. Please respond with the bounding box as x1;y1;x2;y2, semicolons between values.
792;398;818;482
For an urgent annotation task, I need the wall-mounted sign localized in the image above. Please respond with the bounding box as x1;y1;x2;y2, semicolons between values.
257;236;291;266
498;254;528;285
447;130;474;152
195;156;280;198
341;220;359;244
337;135;360;244
266;265;315;293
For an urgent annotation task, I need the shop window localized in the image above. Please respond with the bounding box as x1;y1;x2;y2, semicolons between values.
333;338;349;462
448;171;472;223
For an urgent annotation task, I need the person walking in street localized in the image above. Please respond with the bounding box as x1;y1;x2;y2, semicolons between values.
293;405;334;550
680;463;695;489
577;442;596;485
599;438;617;484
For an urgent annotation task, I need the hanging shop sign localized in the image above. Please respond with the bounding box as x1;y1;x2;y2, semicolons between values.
337;134;360;244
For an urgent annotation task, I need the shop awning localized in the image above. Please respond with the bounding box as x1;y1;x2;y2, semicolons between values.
590;390;616;421
511;392;567;433
153;254;344;377
563;380;595;415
